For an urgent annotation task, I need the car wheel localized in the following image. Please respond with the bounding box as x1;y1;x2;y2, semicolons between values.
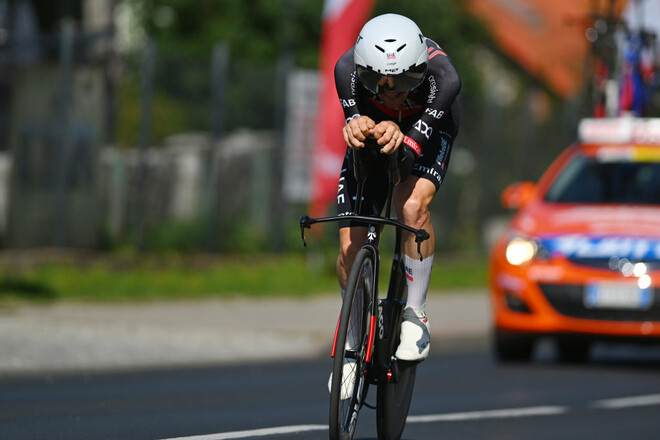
493;330;535;363
556;338;591;363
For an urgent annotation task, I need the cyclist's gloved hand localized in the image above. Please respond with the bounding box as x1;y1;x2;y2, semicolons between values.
398;143;418;181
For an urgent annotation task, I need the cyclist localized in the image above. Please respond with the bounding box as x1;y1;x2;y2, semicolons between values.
334;13;460;363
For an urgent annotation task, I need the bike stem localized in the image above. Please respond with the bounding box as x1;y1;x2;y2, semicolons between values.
299;137;428;260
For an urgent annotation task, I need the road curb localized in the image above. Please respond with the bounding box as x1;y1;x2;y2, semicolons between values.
0;290;489;376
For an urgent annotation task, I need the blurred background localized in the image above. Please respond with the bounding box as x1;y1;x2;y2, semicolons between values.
0;0;658;292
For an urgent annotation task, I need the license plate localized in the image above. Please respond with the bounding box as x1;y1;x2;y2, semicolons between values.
584;284;653;310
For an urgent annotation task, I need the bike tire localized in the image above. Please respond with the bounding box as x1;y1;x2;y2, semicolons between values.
376;360;418;440
329;247;376;440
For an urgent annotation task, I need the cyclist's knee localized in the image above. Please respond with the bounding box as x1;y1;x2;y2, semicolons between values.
339;238;361;263
398;196;430;229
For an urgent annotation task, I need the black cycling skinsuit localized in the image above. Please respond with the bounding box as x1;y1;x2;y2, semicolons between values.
335;38;461;227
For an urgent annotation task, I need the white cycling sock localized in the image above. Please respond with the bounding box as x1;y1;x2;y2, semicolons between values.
403;253;434;309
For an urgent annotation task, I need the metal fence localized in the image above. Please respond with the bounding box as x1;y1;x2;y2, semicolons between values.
2;24;584;254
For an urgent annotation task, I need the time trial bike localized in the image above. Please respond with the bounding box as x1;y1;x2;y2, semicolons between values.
300;137;431;440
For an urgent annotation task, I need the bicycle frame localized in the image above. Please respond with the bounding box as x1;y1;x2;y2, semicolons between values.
299;139;430;383
303;140;432;440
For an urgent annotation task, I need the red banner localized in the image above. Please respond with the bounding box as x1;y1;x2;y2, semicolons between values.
310;0;375;218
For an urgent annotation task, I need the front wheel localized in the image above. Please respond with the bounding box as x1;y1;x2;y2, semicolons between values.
329;247;376;440
376;360;418;440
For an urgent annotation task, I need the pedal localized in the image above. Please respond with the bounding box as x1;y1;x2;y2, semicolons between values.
388;359;400;383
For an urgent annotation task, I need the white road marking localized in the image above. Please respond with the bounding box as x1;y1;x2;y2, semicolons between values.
159;424;327;440
590;393;660;409
407;405;569;423
157;394;660;440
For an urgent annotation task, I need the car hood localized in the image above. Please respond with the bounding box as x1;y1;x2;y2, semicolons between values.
511;204;660;261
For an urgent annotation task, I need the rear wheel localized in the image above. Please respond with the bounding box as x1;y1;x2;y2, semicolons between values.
329;247;376;440
376;360;418;440
494;330;535;363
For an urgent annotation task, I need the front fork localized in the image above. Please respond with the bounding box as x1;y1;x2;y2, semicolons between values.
332;258;406;385
369;297;406;385
369;227;407;384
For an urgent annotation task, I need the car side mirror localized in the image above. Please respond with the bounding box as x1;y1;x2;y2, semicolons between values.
501;181;537;210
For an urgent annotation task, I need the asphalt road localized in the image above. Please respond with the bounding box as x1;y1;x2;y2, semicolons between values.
2;341;660;440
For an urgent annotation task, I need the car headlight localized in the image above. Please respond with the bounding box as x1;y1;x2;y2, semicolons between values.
505;237;538;266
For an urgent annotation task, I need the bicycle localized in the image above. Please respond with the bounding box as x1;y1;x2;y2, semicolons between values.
300;137;431;440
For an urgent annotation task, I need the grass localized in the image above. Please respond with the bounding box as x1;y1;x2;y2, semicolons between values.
0;251;488;302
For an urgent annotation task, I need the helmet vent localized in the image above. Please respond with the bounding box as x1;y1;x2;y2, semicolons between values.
375;45;385;53
397;44;406;52
384;39;396;42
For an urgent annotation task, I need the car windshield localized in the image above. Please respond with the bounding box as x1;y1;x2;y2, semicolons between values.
544;153;660;205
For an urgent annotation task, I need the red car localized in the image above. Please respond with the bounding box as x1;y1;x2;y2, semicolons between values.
489;118;660;362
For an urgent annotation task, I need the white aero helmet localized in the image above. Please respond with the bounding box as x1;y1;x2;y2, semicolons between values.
354;14;428;94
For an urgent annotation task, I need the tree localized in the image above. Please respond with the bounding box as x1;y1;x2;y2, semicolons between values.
130;0;487;91
116;0;491;144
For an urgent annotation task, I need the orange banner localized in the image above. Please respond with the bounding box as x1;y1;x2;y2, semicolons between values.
310;0;375;218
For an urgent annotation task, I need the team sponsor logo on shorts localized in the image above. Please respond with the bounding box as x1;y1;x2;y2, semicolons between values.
337;176;346;204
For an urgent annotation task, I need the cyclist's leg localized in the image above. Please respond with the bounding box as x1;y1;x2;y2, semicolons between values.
394;175;436;260
392;125;456;361
393;176;435;361
337;226;368;290
395;124;456;263
394;175;436;303
375;177;434;439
